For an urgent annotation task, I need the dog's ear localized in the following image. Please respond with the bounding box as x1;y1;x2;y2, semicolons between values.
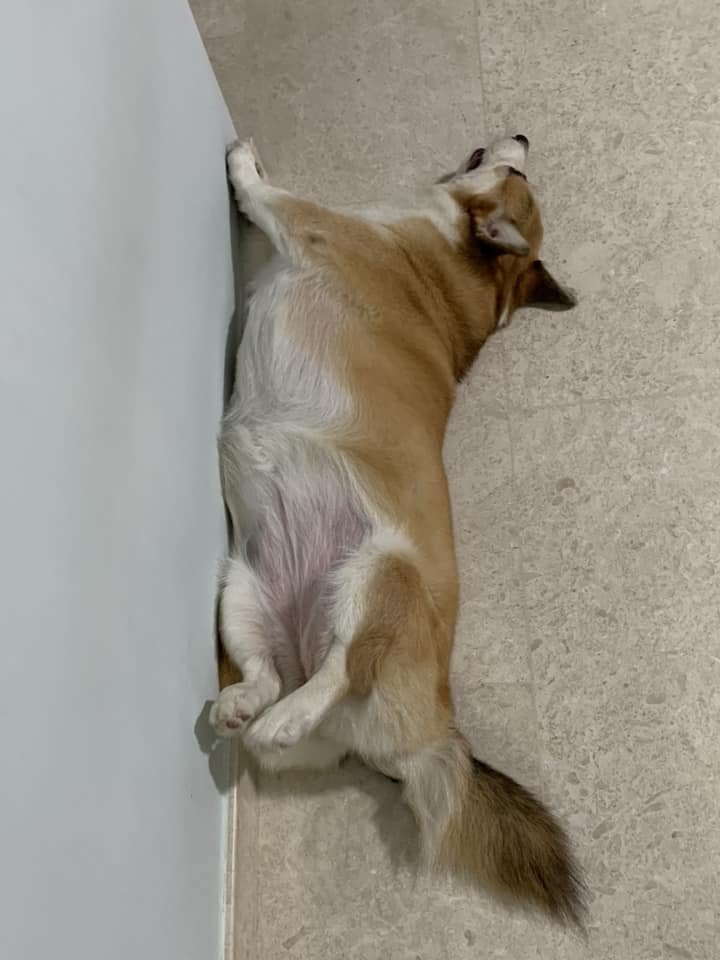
473;210;530;256
514;259;577;311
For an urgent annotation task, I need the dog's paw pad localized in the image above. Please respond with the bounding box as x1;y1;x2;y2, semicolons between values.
210;682;268;738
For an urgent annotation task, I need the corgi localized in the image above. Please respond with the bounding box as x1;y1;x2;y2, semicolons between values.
211;135;583;924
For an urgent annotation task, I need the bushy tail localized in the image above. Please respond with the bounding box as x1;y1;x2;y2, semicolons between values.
399;732;585;926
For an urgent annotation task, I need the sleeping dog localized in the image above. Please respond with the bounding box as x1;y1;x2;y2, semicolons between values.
211;135;583;924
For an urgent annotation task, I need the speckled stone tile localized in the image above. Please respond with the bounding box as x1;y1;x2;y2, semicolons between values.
445;337;529;684
197;0;485;205
189;0;720;956
255;686;561;959
511;395;720;957
447;486;529;685
477;0;720;407
188;0;245;41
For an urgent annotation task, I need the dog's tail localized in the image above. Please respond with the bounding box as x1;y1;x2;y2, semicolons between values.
399;732;585;925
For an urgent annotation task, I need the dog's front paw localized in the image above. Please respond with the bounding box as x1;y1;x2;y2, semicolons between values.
226;139;265;191
210;681;271;738
245;700;315;751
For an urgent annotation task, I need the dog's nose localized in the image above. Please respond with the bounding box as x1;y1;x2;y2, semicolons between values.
513;134;529;149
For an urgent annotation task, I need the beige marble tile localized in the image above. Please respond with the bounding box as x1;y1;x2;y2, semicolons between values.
202;0;485;205
453;681;541;790
510;395;720;956
477;0;720;407
188;0;245;41
449;488;530;684
255;687;560;959
194;0;720;956
445;339;529;684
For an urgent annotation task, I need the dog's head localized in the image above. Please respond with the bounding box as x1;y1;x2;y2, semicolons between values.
440;135;575;332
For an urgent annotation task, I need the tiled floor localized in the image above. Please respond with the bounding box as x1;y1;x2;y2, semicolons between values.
191;2;720;957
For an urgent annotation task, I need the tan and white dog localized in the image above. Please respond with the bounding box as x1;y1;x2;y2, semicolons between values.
211;136;583;923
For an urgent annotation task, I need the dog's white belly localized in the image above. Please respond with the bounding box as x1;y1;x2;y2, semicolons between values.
220;259;370;691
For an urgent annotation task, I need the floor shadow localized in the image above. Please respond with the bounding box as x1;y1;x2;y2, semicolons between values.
255;754;422;875
194;700;236;795
222;187;273;408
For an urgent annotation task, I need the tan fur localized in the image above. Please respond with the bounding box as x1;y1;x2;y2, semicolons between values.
447;752;584;924
264;174;546;694
217;644;242;690
223;146;584;922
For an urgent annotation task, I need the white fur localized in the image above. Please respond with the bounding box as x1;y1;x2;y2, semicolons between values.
329;526;415;644
479;136;528;173
215;239;371;751
398;736;469;862
227;140;299;261
245;643;346;750
243;526;415;754
352;187;464;245
345;155;517;252
212;140;511;769
249;735;347;773
209;558;281;737
350;160;507;245
496;302;511;329
219;257;358;542
214;140;431;762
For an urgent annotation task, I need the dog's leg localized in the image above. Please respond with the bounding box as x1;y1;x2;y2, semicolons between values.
244;639;347;751
227;139;339;264
244;527;417;754
252;735;348;773
209;556;282;738
226;140;290;255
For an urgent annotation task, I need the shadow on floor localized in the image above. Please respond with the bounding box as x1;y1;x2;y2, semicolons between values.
253;749;422;875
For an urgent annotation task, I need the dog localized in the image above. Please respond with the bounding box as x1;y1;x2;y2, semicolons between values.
210;135;583;924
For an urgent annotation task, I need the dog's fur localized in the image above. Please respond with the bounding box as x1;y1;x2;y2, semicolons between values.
211;137;584;924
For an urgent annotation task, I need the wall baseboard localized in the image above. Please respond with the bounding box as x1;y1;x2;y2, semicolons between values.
223;744;260;960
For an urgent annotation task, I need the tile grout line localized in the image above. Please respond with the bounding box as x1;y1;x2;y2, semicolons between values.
223;744;239;960
498;379;715;419
496;336;546;787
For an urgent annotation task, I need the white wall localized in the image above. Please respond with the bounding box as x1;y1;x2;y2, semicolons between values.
0;3;235;957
